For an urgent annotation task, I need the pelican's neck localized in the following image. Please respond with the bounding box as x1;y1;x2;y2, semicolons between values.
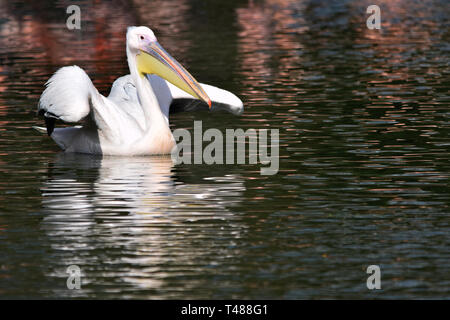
127;50;168;131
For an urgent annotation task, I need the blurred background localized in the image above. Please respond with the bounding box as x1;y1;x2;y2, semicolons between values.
0;0;449;299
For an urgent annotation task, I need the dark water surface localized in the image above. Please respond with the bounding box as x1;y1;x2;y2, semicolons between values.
0;0;449;298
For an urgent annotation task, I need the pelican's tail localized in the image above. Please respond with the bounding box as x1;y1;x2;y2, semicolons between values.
33;125;86;152
37;66;98;136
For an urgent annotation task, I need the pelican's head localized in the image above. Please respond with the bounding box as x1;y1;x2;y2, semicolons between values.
126;26;211;108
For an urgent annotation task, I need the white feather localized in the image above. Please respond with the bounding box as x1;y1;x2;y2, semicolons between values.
38;66;96;123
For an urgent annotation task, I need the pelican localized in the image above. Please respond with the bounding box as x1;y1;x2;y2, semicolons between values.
34;26;243;155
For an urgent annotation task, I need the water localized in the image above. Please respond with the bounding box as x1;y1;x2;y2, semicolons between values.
0;0;449;299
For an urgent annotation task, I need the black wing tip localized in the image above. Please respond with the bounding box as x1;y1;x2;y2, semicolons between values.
44;117;55;136
169;98;207;114
38;110;58;136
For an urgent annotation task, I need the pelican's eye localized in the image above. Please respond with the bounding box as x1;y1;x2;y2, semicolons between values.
140;35;144;40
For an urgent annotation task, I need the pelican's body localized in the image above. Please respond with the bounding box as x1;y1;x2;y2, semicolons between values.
36;26;243;155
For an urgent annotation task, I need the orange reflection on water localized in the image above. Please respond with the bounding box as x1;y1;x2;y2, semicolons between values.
0;0;194;96
236;0;307;102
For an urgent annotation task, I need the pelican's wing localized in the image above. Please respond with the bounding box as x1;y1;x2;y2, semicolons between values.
38;66;114;136
107;75;146;130
146;75;244;117
170;82;244;115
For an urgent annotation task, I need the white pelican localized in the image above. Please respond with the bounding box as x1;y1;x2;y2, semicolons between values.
34;26;243;155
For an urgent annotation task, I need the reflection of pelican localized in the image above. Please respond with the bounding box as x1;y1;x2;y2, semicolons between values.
35;26;243;155
42;153;245;217
41;153;245;294
42;154;176;217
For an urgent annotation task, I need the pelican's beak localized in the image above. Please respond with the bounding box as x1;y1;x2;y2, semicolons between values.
137;41;211;108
